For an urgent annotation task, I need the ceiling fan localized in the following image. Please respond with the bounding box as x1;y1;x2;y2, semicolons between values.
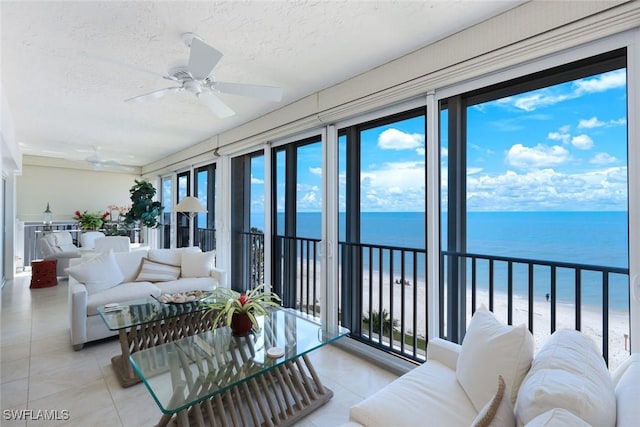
84;147;135;172
125;33;283;118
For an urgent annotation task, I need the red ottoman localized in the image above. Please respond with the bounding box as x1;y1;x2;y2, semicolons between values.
30;259;58;288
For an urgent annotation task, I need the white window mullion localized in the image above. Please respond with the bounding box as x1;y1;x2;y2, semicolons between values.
627;28;640;353
321;126;339;329
264;142;273;292
426;91;440;340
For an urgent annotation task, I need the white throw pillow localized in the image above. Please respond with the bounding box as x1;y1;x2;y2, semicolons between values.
135;258;181;282
114;250;147;283
181;251;215;278
514;329;616;427
524;408;591;427
471;375;515;427
148;247;201;266
66;250;124;295
456;307;534;411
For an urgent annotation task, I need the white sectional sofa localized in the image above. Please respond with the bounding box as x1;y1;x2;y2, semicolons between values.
68;246;226;350
346;308;639;427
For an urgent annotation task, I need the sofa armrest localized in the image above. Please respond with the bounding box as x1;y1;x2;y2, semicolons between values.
613;354;640;427
426;337;461;371
210;267;227;288
68;279;88;348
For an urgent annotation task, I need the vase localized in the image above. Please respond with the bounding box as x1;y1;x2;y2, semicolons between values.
231;312;253;336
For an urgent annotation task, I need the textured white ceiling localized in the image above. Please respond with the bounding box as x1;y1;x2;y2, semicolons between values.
1;1;523;169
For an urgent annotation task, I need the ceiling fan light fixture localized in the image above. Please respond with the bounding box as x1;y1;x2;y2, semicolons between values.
181;32;202;48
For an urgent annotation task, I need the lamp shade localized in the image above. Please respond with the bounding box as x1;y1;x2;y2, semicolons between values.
175;196;207;213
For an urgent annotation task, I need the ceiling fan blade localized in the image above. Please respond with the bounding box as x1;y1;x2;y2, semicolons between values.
197;92;235;118
188;38;223;80
124;87;181;103
214;81;283;102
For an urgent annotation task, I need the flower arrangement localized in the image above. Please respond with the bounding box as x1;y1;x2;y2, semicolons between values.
107;204;131;222
73;210;109;230
203;285;282;335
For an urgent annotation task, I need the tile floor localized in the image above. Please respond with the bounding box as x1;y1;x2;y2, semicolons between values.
1;273;398;426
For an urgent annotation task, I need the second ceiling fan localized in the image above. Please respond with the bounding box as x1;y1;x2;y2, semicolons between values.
125;33;283;118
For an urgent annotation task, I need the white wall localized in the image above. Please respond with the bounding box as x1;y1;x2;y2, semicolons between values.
17;158;140;222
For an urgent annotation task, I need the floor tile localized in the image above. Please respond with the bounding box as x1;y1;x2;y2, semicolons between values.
0;274;396;426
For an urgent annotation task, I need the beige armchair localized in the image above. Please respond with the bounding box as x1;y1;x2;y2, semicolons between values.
80;231;106;249
39;231;81;276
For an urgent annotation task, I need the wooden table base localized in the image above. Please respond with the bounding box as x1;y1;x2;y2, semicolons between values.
158;354;332;427
111;310;215;388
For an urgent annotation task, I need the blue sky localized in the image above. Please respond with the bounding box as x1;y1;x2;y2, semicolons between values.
251;68;627;213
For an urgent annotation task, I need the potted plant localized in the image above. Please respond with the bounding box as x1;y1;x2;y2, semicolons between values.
124;179;163;229
73;210;109;231
203;285;282;336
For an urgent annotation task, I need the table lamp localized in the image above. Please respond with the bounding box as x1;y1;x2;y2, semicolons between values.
43;202;53;231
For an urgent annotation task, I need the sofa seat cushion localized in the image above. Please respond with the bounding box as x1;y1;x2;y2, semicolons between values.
515;329;616;427
86;282;159;316
349;360;478;427
524;408;591;427
154;277;217;294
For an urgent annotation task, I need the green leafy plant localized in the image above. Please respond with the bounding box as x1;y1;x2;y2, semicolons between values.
73;210;109;231
202;285;282;331
124;179;163;228
363;309;399;334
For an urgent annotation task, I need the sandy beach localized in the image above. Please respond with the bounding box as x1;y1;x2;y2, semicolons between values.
359;271;630;371
294;264;631;371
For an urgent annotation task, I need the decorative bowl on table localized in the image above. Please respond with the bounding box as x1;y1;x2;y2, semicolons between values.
151;290;211;304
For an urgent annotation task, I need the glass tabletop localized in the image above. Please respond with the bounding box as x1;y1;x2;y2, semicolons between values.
129;307;350;414
96;296;211;330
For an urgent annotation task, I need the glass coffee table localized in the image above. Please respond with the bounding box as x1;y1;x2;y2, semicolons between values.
97;296;218;387
130;308;350;427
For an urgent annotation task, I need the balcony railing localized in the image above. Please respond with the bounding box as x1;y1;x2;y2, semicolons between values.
239;231;265;289
273;235;321;316
441;251;629;365
269;237;630;367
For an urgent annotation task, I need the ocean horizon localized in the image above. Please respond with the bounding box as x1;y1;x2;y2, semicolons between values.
254;211;629;309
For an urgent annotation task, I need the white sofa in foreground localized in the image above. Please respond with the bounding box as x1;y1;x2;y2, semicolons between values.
346;308;639;427
68;247;226;350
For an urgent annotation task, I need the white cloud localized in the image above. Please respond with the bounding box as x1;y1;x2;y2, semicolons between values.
578;116;626;129
441;147;448;158
574;69;626;94
309;167;322;176
498;69;626;113
360;161;425;211
548;131;570;144
377;128;424;150
505;144;570;169
571;134;594;150
513;93;570;112
590;152;618;165
251;174;264;184
466;166;628;211
416;147;425;156
578;116;605;129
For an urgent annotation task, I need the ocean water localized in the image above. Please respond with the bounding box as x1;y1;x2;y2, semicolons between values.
256;211;630;308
